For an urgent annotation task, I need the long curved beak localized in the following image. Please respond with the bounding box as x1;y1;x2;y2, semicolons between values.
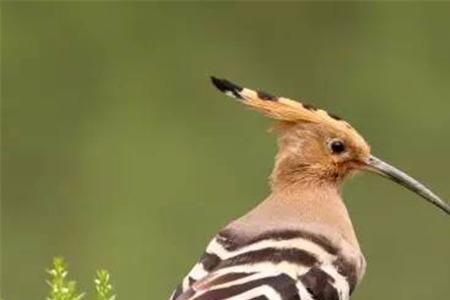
364;155;449;215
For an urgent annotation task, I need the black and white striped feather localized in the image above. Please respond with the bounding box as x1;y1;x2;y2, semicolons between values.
169;229;359;300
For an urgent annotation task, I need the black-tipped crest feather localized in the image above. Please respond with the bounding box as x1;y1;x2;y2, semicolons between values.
210;77;243;99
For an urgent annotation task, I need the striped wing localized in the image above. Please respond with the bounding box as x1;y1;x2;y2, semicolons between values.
170;229;359;300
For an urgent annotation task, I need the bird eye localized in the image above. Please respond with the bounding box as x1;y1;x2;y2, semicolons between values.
329;139;346;154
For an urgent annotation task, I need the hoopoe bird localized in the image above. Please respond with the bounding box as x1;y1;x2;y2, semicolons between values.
169;77;450;300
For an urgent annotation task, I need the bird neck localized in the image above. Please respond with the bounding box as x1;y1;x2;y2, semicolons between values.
233;181;361;251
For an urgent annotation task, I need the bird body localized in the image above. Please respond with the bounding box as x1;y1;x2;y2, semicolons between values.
169;77;449;300
171;185;363;300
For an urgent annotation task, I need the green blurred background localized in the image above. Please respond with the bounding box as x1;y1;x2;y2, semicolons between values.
2;2;450;300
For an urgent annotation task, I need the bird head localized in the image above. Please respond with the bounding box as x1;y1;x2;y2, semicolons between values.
211;76;449;215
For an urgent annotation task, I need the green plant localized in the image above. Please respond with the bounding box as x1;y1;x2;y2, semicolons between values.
46;258;116;300
94;270;116;300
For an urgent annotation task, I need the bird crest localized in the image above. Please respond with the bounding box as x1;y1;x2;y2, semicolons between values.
210;76;369;153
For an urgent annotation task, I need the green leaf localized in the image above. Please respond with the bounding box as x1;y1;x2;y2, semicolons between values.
45;257;116;300
94;270;116;300
46;257;85;300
